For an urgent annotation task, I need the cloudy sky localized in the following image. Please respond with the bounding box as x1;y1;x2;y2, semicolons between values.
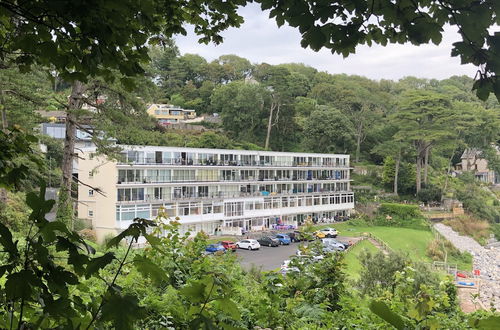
175;3;478;81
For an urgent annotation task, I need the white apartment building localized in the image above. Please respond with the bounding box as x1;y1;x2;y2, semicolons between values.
77;146;354;242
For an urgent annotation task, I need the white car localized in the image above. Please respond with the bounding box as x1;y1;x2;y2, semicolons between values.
236;239;261;250
318;228;338;238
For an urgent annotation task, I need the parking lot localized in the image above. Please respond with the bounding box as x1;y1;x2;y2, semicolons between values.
235;236;358;271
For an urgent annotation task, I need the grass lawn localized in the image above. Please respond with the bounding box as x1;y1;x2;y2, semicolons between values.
344;239;379;279
315;223;472;271
207;236;239;244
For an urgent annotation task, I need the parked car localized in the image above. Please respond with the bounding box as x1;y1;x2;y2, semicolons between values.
257;236;280;247
273;234;291;245
315;227;338;239
321;238;346;251
236;239;260;250
205;243;226;254
286;232;299;242
219;240;237;251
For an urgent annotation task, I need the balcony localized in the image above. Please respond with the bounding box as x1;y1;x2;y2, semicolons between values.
117;174;350;185
116;189;354;203
118;157;349;168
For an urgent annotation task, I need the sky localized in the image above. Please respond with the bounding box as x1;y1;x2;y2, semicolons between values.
174;3;478;81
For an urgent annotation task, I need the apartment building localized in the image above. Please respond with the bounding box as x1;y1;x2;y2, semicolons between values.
77;146;354;242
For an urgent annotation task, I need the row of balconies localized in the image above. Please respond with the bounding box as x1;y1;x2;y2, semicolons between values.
116;189;354;203
119;158;349;168
117;175;350;185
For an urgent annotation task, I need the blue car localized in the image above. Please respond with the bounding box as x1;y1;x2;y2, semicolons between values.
205;243;226;254
274;234;291;245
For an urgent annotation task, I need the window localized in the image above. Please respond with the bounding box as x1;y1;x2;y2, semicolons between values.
88;210;94;217
203;203;213;214
88;171;94;178
224;202;243;217
88;189;94;197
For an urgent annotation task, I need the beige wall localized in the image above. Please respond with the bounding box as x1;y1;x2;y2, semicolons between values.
77;151;118;243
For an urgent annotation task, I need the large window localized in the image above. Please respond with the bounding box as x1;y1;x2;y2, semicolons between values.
224;202;243;217
173;169;195;182
117;188;144;201
118;169;144;183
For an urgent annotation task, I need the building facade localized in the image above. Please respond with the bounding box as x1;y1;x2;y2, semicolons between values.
455;148;500;184
77;146;354;242
147;104;197;125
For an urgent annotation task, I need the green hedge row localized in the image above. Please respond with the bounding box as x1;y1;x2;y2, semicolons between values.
378;203;422;220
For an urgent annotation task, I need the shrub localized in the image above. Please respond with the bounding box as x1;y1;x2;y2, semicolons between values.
491;223;500;241
417;184;442;204
443;216;491;245
378;203;422;220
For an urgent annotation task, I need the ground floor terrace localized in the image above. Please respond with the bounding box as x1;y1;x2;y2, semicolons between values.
176;209;351;236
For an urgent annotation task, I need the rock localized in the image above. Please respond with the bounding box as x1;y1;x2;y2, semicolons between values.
433;223;500;311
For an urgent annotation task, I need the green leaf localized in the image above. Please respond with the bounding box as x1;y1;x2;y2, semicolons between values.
0;222;18;258
5;270;40;300
369;300;407;330
39;221;69;242
86;252;116;277
469;315;500;329
132;254;168;283
180;280;209;304
101;293;145;330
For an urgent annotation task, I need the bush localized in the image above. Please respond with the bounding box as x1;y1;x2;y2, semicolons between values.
378;203;422;219
491;223;500;241
417;184;442;204
443;216;491;245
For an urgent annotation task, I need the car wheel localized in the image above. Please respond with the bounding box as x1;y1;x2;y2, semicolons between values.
280;241;283;245
236;244;240;249
248;246;252;251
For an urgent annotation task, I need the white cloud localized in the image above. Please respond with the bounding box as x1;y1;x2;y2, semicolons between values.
174;3;477;80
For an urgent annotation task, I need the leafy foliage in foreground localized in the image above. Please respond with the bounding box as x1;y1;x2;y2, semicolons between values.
1;184;500;328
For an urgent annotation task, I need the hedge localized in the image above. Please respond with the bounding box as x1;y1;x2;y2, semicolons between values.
378;203;422;220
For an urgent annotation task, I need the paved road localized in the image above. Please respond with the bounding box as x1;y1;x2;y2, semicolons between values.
236;243;299;271
235;236;357;271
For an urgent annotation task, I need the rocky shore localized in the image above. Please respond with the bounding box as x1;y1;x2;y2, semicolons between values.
434;223;500;310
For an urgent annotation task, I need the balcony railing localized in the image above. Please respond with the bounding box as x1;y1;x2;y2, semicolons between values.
117;175;349;185
118;157;349;168
116;189;354;203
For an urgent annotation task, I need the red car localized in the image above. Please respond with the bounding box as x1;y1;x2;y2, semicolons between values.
219;240;237;251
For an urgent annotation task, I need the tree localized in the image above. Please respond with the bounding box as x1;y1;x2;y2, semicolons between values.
302;106;355;153
257;0;500;101
392;90;454;192
210;81;269;143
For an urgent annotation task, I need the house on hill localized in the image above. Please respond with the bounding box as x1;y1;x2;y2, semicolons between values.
147;103;197;125
455;148;500;184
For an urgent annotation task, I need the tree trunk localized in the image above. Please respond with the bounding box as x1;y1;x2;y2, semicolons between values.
423;144;430;185
57;81;85;228
355;125;362;163
265;101;276;150
0;90;7;203
0;89;6;130
416;143;423;193
394;150;400;195
442;147;457;203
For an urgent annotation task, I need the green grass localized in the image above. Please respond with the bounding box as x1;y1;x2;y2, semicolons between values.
207;236;238;244
344;240;379;279
314;222;472;270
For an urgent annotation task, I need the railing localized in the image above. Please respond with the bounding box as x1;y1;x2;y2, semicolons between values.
116;190;355;203
117;175;349;184
118;157;349;168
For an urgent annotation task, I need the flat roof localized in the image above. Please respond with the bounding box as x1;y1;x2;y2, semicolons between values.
81;144;349;158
